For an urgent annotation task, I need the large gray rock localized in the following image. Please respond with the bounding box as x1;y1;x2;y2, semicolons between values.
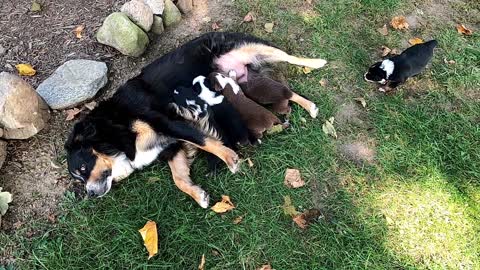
0;140;6;169
176;0;193;14
96;12;149;57
143;0;164;15
151;16;165;34
163;0;182;27
36;60;107;110
121;0;153;32
0;72;50;139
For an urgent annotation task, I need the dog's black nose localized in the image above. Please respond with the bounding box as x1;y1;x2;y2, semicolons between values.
87;190;97;198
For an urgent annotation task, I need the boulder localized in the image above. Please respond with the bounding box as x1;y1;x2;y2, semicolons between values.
0;140;6;169
0;72;50;139
120;0;153;32
36;60;107;110
176;0;193;14
143;0;165;15
163;0;182;27
151;16;165;34
96;12;149;57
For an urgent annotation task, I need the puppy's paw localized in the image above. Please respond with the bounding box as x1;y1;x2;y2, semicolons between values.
228;70;237;80
305;58;328;69
309;103;319;118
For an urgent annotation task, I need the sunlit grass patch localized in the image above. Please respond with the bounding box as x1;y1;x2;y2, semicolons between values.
371;172;478;269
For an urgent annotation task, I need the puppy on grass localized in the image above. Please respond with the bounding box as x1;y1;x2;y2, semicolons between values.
364;40;438;92
209;71;282;140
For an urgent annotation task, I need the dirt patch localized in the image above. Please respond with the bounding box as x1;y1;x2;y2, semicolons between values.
338;141;376;166
334;102;367;129
0;0;237;238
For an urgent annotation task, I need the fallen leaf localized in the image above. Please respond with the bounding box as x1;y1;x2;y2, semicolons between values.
322;117;337;139
233;215;244;224
385;215;394;225
319;78;328;87
282;195;300;217
302;66;312;74
202;16;211;23
380;45;391;57
390;16;409;30
211;22;220;31
257;264;273;270
0;188;13;216
246;158;254;167
264;22;274;33
443;58;455;65
50;160;61;169
84;101;97;110
299;117;307;123
243;11;255;22
198;254;206;270
16;64;36;76
138;220;158;259
73;25;85;39
293;209;321;229
390;48;400;55
47;213;56;223
456;24;473;36
353;97;367;108
211;249;220;256
31;0;42;12
377;24;388;36
266;124;284;134
211;195;235;213
284;168;305;188
65;108;82;121
408;37;424;45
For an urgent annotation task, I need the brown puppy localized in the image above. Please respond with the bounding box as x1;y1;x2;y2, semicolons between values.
240;67;319;118
209;71;281;140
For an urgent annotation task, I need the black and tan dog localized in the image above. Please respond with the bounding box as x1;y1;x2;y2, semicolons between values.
65;32;327;208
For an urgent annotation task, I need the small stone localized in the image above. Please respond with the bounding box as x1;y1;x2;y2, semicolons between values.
0;140;6;169
0;72;50;139
176;0;193;14
121;0;154;32
96;12;149;57
36;60;108;109
151;16;165;35
163;0;182;27
143;0;164;15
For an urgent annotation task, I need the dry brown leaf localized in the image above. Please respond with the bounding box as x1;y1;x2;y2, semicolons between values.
408;37;424;45
73;25;84;39
264;22;274;33
211;195;235;213
198;254;206;270
16;64;36;76
390;16;409;30
380;45;391;57
65;108;82;121
282;196;300;217
233;215;244;224
138;220;158;259
257;264;273;270
456;24;473;36
246;158;254;167
390;48;400;55
84;101;97;110
292;209;321;229
284;168;305;188
211;22;220;31
353;97;367;108
319;78;328;87
302;66;312;74
443;58;456;65
377;24;388;36
243;11;255;22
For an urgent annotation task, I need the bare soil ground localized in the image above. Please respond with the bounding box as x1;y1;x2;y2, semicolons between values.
0;0;236;232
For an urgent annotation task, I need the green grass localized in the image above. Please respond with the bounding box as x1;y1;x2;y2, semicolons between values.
3;0;480;269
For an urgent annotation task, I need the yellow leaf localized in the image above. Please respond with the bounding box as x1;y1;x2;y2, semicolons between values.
31;0;42;12
198;254;206;270
16;64;36;76
282;195;300;217
377;24;388;36
390;16;409;30
233;215;244;224
322;117;337;139
353;97;367;108
456;24;473;36
211;195;235;213
408;37;424;45
264;22;274;33
246;158;254;168
319;78;328;87
266;124;284;134
138;220;158;259
73;25;84;39
302;66;312;74
284;168;305;188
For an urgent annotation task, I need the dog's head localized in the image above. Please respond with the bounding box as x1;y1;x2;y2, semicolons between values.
65;117;136;198
208;71;241;94
364;60;394;85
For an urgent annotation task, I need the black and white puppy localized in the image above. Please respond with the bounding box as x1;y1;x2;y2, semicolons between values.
364;40;438;91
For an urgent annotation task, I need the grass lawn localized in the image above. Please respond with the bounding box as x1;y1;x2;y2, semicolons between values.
4;0;479;269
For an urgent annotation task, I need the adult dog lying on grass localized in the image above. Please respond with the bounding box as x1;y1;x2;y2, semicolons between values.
65;32;327;208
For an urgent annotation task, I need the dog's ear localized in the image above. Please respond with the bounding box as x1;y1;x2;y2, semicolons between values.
65;121;97;150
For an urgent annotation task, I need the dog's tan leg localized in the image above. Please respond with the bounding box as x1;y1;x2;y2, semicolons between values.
180;138;239;173
289;92;319;118
168;149;209;208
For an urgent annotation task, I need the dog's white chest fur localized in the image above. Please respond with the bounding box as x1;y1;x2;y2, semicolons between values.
193;75;224;105
132;145;162;169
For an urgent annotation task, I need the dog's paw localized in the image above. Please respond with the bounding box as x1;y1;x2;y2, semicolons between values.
306;58;328;69
222;147;240;173
197;190;210;209
228;70;237;80
309;103;319;118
